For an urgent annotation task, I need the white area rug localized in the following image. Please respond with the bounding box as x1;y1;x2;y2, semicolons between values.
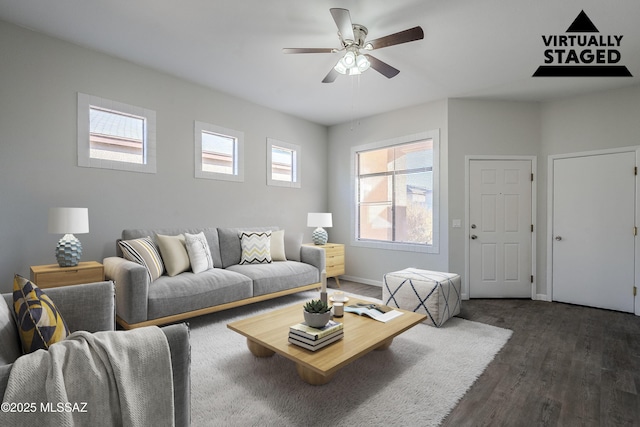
189;291;512;426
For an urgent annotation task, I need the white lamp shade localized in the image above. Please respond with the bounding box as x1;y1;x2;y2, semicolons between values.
48;207;89;234
307;213;333;228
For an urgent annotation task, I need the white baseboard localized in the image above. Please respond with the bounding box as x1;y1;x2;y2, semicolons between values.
339;275;382;287
535;294;551;301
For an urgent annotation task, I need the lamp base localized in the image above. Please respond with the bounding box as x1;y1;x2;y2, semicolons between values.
55;233;83;267
312;227;328;245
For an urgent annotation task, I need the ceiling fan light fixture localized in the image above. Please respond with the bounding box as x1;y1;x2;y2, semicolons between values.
343;50;356;66
356;54;370;72
334;58;349;74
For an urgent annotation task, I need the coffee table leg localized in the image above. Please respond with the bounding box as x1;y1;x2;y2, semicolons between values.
375;337;394;350
296;364;335;385
246;338;275;357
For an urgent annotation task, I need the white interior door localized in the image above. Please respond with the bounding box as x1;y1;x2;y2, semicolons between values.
469;160;532;298
552;152;635;313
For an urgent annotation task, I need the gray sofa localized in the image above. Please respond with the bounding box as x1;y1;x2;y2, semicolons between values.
104;227;325;329
0;281;191;427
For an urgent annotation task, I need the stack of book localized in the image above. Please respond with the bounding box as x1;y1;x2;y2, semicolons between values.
288;320;344;351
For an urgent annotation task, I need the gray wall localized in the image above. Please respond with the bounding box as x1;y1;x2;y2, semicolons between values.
537;84;640;298
448;99;541;296
327;99;449;285
0;21;328;292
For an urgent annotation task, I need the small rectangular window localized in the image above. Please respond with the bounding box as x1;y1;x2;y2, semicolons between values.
267;138;301;188
271;145;294;182
89;107;145;164
78;93;156;174
195;121;244;182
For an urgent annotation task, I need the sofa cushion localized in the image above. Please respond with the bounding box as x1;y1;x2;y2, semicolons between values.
122;228;223;268
284;231;303;262
0;296;21;364
218;227;278;268
239;231;272;265
270;230;286;261
12;275;70;354
185;232;214;274
119;237;165;282
156;234;190;277
227;261;319;297
147;269;253;320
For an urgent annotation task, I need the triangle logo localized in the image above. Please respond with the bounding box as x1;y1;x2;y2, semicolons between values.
566;10;599;33
533;10;632;77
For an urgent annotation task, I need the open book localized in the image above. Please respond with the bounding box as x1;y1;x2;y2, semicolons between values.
344;304;404;323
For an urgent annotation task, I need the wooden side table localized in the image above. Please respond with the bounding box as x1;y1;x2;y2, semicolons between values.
304;243;345;288
30;261;105;289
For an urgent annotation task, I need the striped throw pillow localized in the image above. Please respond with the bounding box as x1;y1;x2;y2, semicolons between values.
239;231;272;265
119;237;164;282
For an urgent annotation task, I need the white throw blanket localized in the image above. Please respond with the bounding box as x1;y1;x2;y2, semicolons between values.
1;326;174;427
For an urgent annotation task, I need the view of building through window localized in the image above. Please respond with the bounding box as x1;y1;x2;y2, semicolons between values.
357;139;433;245
271;145;294;182
89;107;145;164
201;131;236;175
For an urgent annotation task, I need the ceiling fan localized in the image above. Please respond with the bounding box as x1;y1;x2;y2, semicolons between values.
283;8;424;83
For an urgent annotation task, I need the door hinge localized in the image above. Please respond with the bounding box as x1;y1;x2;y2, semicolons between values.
531;275;534;283
531;173;534;182
531;224;534;232
635;226;638;236
635;166;638;176
634;286;637;296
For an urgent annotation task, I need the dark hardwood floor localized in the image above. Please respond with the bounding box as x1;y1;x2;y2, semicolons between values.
337;280;640;426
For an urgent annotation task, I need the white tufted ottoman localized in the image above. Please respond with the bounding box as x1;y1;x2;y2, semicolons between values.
383;268;461;327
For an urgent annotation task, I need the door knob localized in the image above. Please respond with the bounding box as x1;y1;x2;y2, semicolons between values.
471;224;476;229
471;235;478;240
555;236;562;241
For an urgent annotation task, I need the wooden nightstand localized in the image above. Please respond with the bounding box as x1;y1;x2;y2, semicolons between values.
30;261;105;289
304;243;345;288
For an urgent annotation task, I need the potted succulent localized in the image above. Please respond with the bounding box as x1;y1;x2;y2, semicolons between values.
303;299;332;328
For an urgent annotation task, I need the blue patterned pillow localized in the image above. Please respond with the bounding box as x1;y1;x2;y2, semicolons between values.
239;231;272;264
13;274;69;354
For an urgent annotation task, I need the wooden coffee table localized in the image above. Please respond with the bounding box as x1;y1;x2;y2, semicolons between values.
227;297;426;385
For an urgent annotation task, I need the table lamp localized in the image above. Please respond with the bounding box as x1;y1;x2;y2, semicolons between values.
307;212;332;245
48;207;89;267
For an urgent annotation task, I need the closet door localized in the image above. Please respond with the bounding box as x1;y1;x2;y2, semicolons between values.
551;151;635;312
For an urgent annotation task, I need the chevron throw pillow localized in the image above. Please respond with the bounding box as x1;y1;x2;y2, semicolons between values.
13;274;69;354
239;231;272;265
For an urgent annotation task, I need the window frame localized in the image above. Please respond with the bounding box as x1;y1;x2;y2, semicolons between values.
351;130;440;253
194;121;244;182
77;92;156;174
267;138;301;188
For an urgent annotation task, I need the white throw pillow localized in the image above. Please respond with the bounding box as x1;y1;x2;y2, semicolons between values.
184;232;214;274
239;231;272;265
270;230;286;261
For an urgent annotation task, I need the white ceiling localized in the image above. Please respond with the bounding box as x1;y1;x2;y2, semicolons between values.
1;0;639;126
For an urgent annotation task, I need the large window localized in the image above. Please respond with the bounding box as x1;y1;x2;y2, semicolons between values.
77;93;156;173
352;130;439;253
195;121;244;182
267;138;301;188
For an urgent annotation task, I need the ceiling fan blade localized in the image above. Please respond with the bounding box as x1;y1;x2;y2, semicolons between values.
282;48;335;54
330;8;355;42
322;67;339;83
365;54;400;79
367;26;424;50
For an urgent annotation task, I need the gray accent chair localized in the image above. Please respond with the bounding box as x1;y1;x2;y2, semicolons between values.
0;281;190;427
